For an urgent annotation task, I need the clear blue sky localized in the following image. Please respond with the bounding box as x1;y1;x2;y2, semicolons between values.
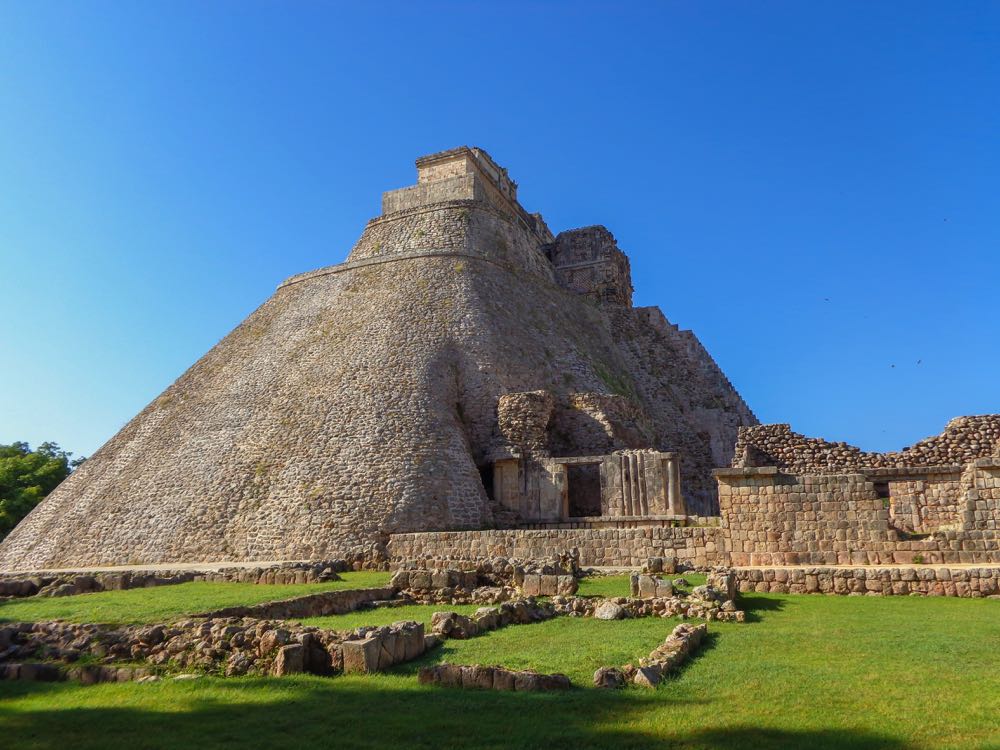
1;1;998;460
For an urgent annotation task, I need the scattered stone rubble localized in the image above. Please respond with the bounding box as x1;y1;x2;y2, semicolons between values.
594;622;708;689
555;571;744;623
0;615;434;683
418;663;570;692
0;561;747;687
552;593;744;623
430;600;559;639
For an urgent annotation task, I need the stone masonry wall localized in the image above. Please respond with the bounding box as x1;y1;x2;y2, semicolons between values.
963;459;1000;531
717;465;1000;565
388;527;722;569
888;472;964;533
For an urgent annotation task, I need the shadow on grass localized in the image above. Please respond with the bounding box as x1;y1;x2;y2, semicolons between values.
738;594;786;623
0;677;909;750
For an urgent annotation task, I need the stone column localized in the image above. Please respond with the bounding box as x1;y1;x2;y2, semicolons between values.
666;454;685;516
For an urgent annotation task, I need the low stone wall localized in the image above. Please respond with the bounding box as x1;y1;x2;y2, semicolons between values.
0;561;348;600
734;565;1000;597
388;527;722;568
418;663;570;691
388;566;576;603
194;587;396;619
520;573;577;596
0;572;200;599
594;622;708;689
389;569;478;592
0;662;161;684
430;600;558;639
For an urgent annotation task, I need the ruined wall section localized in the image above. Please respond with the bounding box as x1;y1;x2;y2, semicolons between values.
734;416;1000;472
719;469;892;566
887;472;964;533
717;466;1000;565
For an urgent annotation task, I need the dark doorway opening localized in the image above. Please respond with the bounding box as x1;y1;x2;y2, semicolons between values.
567;463;602;517
478;464;495;503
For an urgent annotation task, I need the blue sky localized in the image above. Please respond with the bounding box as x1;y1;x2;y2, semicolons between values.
1;1;998;459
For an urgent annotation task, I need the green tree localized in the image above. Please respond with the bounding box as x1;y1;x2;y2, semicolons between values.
0;442;84;538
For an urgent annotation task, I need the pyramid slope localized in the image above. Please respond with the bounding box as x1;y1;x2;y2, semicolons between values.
0;148;756;570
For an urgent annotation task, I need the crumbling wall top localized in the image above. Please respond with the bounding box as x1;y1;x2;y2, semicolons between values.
733;415;1000;472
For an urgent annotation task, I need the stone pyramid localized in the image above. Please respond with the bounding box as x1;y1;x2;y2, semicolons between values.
0;147;756;570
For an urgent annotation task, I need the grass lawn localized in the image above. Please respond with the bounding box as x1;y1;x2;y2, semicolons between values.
0;571;392;625
0;582;998;749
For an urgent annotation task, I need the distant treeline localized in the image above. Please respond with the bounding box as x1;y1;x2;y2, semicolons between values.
0;442;85;539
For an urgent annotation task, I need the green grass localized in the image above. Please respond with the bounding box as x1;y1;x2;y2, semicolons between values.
0;584;998;748
0;572;391;625
576;573;706;598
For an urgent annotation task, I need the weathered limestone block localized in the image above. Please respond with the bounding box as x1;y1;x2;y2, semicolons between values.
630;574;675;600
594;601;626;620
342;636;381;674
633;665;662;688
521;574;541;597
556;575;578;595
593;666;626;689
272;644;304;676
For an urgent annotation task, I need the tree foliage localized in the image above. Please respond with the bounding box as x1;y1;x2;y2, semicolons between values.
0;442;84;538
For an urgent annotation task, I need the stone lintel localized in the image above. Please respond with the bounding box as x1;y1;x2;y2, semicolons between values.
713;467;780;478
